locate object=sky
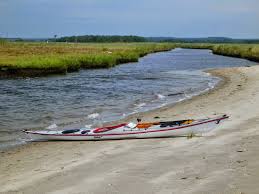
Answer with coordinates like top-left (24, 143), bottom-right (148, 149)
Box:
top-left (0, 0), bottom-right (259, 38)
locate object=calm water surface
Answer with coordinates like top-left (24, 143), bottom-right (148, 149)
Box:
top-left (0, 49), bottom-right (257, 149)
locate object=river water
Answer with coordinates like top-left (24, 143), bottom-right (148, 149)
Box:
top-left (0, 48), bottom-right (257, 149)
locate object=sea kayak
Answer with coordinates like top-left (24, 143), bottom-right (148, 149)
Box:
top-left (23, 114), bottom-right (229, 141)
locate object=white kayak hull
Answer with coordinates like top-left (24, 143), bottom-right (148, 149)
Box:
top-left (23, 115), bottom-right (228, 141)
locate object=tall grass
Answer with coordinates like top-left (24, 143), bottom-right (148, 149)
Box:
top-left (177, 43), bottom-right (259, 62)
top-left (1, 42), bottom-right (258, 77)
top-left (0, 38), bottom-right (8, 46)
top-left (212, 44), bottom-right (259, 62)
top-left (0, 42), bottom-right (176, 76)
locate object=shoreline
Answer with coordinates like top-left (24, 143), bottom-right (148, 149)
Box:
top-left (0, 68), bottom-right (221, 152)
top-left (115, 68), bottom-right (226, 125)
top-left (1, 64), bottom-right (259, 193)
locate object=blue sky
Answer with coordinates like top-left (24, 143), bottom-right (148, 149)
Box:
top-left (0, 0), bottom-right (258, 38)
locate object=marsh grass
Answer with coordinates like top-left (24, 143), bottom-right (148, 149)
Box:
top-left (1, 42), bottom-right (258, 77)
top-left (0, 42), bottom-right (176, 76)
top-left (177, 43), bottom-right (259, 62)
top-left (212, 44), bottom-right (259, 62)
top-left (0, 38), bottom-right (8, 46)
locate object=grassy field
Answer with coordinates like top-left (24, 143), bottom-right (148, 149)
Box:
top-left (177, 43), bottom-right (259, 62)
top-left (0, 42), bottom-right (176, 77)
top-left (0, 42), bottom-right (258, 77)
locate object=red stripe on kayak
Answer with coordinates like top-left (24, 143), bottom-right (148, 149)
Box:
top-left (25, 116), bottom-right (228, 137)
top-left (93, 123), bottom-right (127, 133)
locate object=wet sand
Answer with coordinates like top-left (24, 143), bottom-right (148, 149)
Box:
top-left (1, 65), bottom-right (259, 193)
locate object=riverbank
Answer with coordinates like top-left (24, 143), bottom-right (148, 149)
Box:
top-left (0, 42), bottom-right (175, 78)
top-left (1, 64), bottom-right (259, 193)
top-left (177, 43), bottom-right (259, 63)
top-left (1, 42), bottom-right (259, 78)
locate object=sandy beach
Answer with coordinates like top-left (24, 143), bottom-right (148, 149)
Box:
top-left (1, 65), bottom-right (259, 194)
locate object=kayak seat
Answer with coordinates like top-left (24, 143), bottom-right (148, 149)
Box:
top-left (93, 123), bottom-right (127, 133)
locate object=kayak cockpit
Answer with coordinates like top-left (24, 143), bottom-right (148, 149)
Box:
top-left (62, 129), bottom-right (80, 134)
top-left (159, 119), bottom-right (194, 127)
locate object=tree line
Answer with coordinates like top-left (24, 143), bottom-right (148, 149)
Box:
top-left (55, 35), bottom-right (147, 43)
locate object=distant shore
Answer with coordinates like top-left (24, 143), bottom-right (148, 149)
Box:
top-left (1, 64), bottom-right (259, 193)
